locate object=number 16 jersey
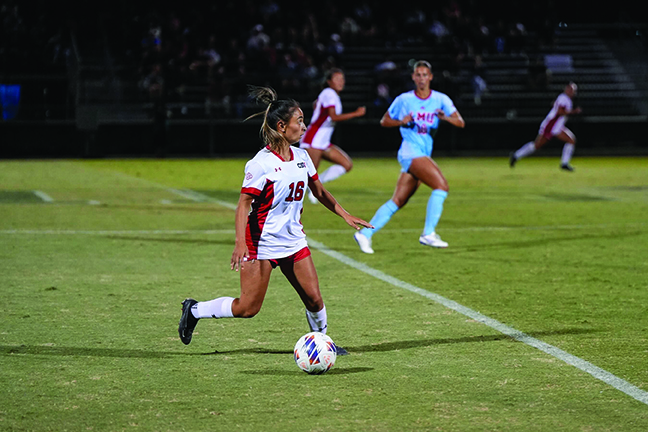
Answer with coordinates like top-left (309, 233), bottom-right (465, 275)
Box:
top-left (241, 145), bottom-right (319, 260)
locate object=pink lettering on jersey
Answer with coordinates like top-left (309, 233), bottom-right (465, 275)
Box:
top-left (245, 172), bottom-right (253, 180)
top-left (416, 112), bottom-right (438, 122)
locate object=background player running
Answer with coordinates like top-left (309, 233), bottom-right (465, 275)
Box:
top-left (300, 68), bottom-right (366, 204)
top-left (509, 82), bottom-right (582, 171)
top-left (353, 60), bottom-right (465, 254)
top-left (178, 86), bottom-right (372, 348)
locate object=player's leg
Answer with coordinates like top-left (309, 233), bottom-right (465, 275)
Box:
top-left (179, 259), bottom-right (273, 345)
top-left (319, 145), bottom-right (353, 184)
top-left (556, 128), bottom-right (576, 171)
top-left (278, 253), bottom-right (327, 333)
top-left (408, 156), bottom-right (449, 248)
top-left (510, 134), bottom-right (547, 167)
top-left (354, 172), bottom-right (419, 254)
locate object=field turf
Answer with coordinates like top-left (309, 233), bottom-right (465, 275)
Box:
top-left (1, 156), bottom-right (647, 431)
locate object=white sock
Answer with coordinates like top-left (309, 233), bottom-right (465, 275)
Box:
top-left (561, 143), bottom-right (575, 164)
top-left (319, 164), bottom-right (347, 184)
top-left (514, 142), bottom-right (536, 159)
top-left (305, 305), bottom-right (328, 334)
top-left (191, 297), bottom-right (234, 319)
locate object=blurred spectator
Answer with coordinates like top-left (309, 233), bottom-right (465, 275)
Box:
top-left (527, 56), bottom-right (551, 90)
top-left (470, 55), bottom-right (488, 105)
top-left (140, 63), bottom-right (165, 100)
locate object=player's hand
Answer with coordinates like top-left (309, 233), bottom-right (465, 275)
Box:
top-left (230, 244), bottom-right (250, 272)
top-left (571, 107), bottom-right (582, 115)
top-left (401, 113), bottom-right (414, 127)
top-left (343, 214), bottom-right (374, 230)
top-left (435, 109), bottom-right (448, 121)
top-left (355, 106), bottom-right (366, 117)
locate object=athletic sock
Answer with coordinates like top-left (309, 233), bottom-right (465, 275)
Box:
top-left (423, 189), bottom-right (448, 236)
top-left (305, 305), bottom-right (328, 334)
top-left (514, 141), bottom-right (536, 159)
top-left (360, 199), bottom-right (399, 239)
top-left (191, 297), bottom-right (234, 319)
top-left (561, 143), bottom-right (575, 164)
top-left (319, 164), bottom-right (347, 183)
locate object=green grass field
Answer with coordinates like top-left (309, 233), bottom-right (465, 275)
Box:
top-left (1, 156), bottom-right (647, 431)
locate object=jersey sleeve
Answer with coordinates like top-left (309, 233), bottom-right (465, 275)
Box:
top-left (387, 95), bottom-right (405, 121)
top-left (556, 94), bottom-right (571, 110)
top-left (319, 88), bottom-right (337, 109)
top-left (241, 160), bottom-right (266, 196)
top-left (440, 93), bottom-right (457, 116)
top-left (304, 151), bottom-right (319, 182)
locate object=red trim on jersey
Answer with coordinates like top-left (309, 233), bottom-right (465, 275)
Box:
top-left (414, 90), bottom-right (433, 101)
top-left (541, 105), bottom-right (565, 139)
top-left (302, 105), bottom-right (334, 144)
top-left (245, 179), bottom-right (274, 259)
top-left (268, 247), bottom-right (311, 269)
top-left (265, 145), bottom-right (293, 162)
top-left (241, 187), bottom-right (261, 196)
top-left (309, 173), bottom-right (319, 182)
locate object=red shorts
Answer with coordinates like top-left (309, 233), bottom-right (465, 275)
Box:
top-left (268, 247), bottom-right (311, 269)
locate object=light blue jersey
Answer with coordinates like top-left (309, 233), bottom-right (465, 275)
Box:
top-left (388, 90), bottom-right (457, 172)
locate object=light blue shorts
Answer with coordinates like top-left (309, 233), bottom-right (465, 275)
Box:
top-left (397, 151), bottom-right (429, 173)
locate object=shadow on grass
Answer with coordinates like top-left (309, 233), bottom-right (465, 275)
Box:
top-left (241, 367), bottom-right (374, 376)
top-left (0, 327), bottom-right (598, 359)
top-left (442, 230), bottom-right (644, 254)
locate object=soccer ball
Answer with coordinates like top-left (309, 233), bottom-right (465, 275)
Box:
top-left (293, 332), bottom-right (337, 375)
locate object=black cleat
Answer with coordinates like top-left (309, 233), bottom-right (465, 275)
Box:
top-left (509, 152), bottom-right (517, 168)
top-left (178, 298), bottom-right (199, 345)
top-left (336, 346), bottom-right (350, 356)
top-left (560, 163), bottom-right (575, 172)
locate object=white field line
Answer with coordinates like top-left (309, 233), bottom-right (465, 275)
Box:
top-left (154, 186), bottom-right (648, 406)
top-left (33, 190), bottom-right (54, 202)
top-left (305, 239), bottom-right (648, 406)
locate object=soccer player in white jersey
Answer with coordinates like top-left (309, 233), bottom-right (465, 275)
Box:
top-left (354, 60), bottom-right (465, 254)
top-left (300, 68), bottom-right (366, 203)
top-left (178, 86), bottom-right (372, 348)
top-left (509, 82), bottom-right (582, 171)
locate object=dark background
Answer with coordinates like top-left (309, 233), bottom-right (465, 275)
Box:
top-left (1, 0), bottom-right (647, 158)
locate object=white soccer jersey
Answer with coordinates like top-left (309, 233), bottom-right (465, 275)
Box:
top-left (539, 93), bottom-right (572, 138)
top-left (241, 145), bottom-right (319, 260)
top-left (300, 87), bottom-right (342, 149)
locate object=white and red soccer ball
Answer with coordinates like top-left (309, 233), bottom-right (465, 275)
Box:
top-left (294, 332), bottom-right (337, 375)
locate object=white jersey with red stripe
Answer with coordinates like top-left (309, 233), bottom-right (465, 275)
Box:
top-left (299, 87), bottom-right (342, 150)
top-left (241, 145), bottom-right (319, 260)
top-left (539, 93), bottom-right (572, 138)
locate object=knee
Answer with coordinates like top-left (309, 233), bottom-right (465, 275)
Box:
top-left (344, 160), bottom-right (353, 172)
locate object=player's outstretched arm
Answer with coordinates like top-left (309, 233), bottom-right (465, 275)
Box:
top-left (231, 193), bottom-right (253, 271)
top-left (327, 106), bottom-right (366, 122)
top-left (307, 178), bottom-right (373, 230)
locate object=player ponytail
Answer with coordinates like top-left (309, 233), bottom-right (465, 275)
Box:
top-left (246, 86), bottom-right (301, 151)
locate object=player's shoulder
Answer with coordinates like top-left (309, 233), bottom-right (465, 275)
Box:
top-left (291, 146), bottom-right (311, 161)
top-left (431, 90), bottom-right (453, 102)
top-left (320, 87), bottom-right (338, 98)
top-left (247, 147), bottom-right (273, 168)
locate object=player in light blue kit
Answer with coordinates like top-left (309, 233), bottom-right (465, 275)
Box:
top-left (354, 60), bottom-right (465, 253)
